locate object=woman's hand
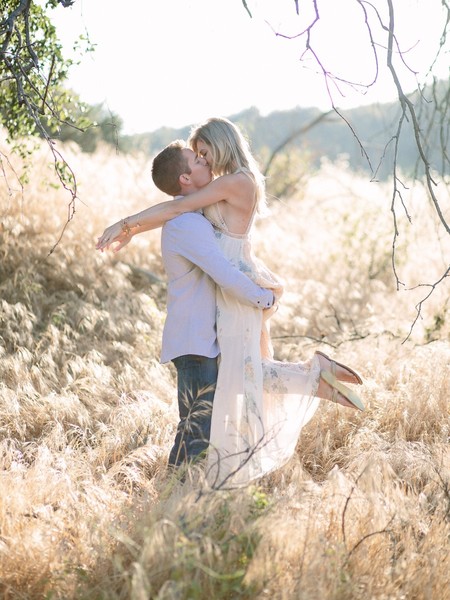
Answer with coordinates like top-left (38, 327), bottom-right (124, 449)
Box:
top-left (96, 221), bottom-right (131, 252)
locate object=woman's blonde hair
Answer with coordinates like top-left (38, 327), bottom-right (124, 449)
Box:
top-left (188, 117), bottom-right (267, 214)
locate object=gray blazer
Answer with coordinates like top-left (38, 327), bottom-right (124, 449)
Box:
top-left (160, 212), bottom-right (273, 363)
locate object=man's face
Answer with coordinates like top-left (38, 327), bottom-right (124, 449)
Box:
top-left (182, 148), bottom-right (212, 190)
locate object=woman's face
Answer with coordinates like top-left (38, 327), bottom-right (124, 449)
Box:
top-left (196, 139), bottom-right (213, 169)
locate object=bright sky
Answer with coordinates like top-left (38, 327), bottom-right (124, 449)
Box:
top-left (50, 0), bottom-right (449, 134)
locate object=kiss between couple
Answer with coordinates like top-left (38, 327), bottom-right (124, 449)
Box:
top-left (96, 117), bottom-right (364, 488)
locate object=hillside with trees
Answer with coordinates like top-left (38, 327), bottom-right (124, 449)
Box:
top-left (33, 79), bottom-right (446, 185)
top-left (119, 79), bottom-right (448, 182)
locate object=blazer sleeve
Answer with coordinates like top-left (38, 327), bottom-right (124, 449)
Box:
top-left (164, 214), bottom-right (274, 309)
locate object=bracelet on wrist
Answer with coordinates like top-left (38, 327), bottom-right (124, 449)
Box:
top-left (121, 217), bottom-right (140, 236)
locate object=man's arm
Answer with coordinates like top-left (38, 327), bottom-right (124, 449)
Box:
top-left (164, 214), bottom-right (274, 309)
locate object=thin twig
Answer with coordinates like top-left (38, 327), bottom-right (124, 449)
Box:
top-left (402, 266), bottom-right (450, 343)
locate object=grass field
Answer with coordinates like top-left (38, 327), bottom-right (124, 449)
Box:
top-left (0, 140), bottom-right (449, 599)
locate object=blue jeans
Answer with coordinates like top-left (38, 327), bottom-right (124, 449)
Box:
top-left (168, 355), bottom-right (218, 467)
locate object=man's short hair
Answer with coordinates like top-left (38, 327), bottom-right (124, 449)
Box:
top-left (151, 140), bottom-right (191, 196)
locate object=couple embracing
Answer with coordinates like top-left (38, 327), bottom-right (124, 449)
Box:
top-left (97, 117), bottom-right (364, 488)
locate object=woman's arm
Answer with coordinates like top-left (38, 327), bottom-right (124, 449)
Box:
top-left (165, 173), bottom-right (252, 213)
top-left (96, 199), bottom-right (191, 252)
top-left (96, 174), bottom-right (250, 252)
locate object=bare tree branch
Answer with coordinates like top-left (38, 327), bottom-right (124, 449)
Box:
top-left (257, 0), bottom-right (450, 335)
top-left (402, 266), bottom-right (450, 344)
top-left (385, 0), bottom-right (449, 237)
top-left (343, 514), bottom-right (396, 567)
top-left (263, 109), bottom-right (335, 177)
top-left (241, 0), bottom-right (252, 19)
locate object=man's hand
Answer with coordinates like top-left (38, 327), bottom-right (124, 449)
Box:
top-left (263, 303), bottom-right (278, 319)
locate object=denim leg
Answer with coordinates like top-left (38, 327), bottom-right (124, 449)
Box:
top-left (168, 355), bottom-right (218, 467)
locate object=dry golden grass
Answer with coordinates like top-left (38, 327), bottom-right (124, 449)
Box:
top-left (0, 140), bottom-right (449, 599)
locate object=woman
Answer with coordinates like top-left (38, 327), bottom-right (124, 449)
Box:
top-left (97, 117), bottom-right (364, 487)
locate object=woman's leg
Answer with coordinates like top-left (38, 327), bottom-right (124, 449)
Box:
top-left (262, 355), bottom-right (363, 410)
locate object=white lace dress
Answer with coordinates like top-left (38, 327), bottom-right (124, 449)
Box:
top-left (203, 204), bottom-right (321, 488)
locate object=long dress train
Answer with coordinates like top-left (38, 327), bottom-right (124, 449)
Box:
top-left (203, 204), bottom-right (321, 488)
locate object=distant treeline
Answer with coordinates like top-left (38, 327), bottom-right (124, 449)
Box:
top-left (53, 80), bottom-right (447, 180)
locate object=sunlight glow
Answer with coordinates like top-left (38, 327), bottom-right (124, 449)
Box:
top-left (50, 0), bottom-right (449, 133)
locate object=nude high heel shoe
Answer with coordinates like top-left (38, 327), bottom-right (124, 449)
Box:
top-left (320, 370), bottom-right (365, 412)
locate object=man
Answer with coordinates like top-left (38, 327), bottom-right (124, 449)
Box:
top-left (151, 141), bottom-right (274, 467)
